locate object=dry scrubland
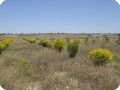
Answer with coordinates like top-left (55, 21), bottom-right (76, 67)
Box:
top-left (0, 34), bottom-right (120, 90)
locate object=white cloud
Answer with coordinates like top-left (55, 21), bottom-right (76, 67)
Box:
top-left (0, 0), bottom-right (5, 5)
top-left (115, 0), bottom-right (120, 5)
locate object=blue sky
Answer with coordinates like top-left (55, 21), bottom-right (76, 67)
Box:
top-left (0, 0), bottom-right (120, 33)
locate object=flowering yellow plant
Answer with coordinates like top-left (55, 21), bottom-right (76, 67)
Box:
top-left (89, 49), bottom-right (113, 65)
top-left (0, 38), bottom-right (14, 54)
top-left (23, 38), bottom-right (36, 43)
top-left (53, 38), bottom-right (65, 52)
top-left (0, 43), bottom-right (5, 54)
top-left (2, 38), bottom-right (14, 48)
top-left (39, 39), bottom-right (53, 48)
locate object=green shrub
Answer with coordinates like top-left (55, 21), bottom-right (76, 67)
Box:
top-left (39, 39), bottom-right (53, 48)
top-left (89, 49), bottom-right (113, 65)
top-left (53, 38), bottom-right (65, 52)
top-left (20, 59), bottom-right (30, 69)
top-left (67, 39), bottom-right (80, 58)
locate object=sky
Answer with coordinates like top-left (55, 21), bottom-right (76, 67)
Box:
top-left (0, 0), bottom-right (120, 33)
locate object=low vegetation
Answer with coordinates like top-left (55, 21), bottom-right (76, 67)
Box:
top-left (0, 34), bottom-right (120, 90)
top-left (0, 38), bottom-right (14, 54)
top-left (116, 34), bottom-right (120, 45)
top-left (39, 39), bottom-right (53, 48)
top-left (23, 38), bottom-right (36, 43)
top-left (89, 48), bottom-right (113, 65)
top-left (53, 38), bottom-right (65, 52)
top-left (67, 39), bottom-right (80, 58)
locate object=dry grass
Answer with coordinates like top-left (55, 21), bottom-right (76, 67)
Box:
top-left (0, 34), bottom-right (120, 90)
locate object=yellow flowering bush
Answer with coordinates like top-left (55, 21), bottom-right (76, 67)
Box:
top-left (0, 38), bottom-right (14, 54)
top-left (2, 38), bottom-right (14, 48)
top-left (89, 49), bottom-right (113, 65)
top-left (39, 39), bottom-right (53, 48)
top-left (67, 39), bottom-right (80, 58)
top-left (53, 38), bottom-right (65, 52)
top-left (23, 38), bottom-right (36, 43)
top-left (0, 43), bottom-right (5, 54)
top-left (3, 40), bottom-right (11, 47)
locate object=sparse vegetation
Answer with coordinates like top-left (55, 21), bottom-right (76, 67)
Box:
top-left (103, 35), bottom-right (110, 43)
top-left (0, 34), bottom-right (120, 90)
top-left (84, 36), bottom-right (89, 45)
top-left (116, 34), bottom-right (120, 45)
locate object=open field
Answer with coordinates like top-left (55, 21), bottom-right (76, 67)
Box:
top-left (0, 34), bottom-right (120, 90)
